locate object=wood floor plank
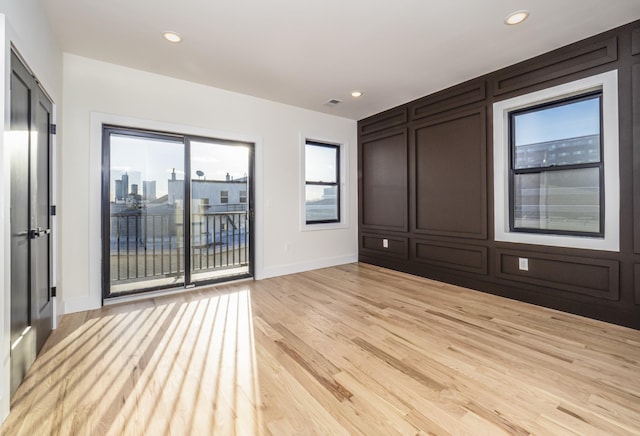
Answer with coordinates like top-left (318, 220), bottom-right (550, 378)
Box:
top-left (2, 262), bottom-right (640, 435)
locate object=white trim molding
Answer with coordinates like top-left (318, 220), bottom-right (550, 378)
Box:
top-left (492, 70), bottom-right (620, 252)
top-left (299, 133), bottom-right (349, 232)
top-left (85, 112), bottom-right (264, 313)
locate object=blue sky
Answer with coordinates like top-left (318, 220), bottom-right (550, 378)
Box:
top-left (305, 144), bottom-right (337, 182)
top-left (514, 96), bottom-right (600, 146)
top-left (110, 135), bottom-right (249, 199)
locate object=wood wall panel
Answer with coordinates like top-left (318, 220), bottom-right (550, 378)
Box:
top-left (360, 129), bottom-right (408, 231)
top-left (413, 239), bottom-right (487, 275)
top-left (361, 234), bottom-right (409, 260)
top-left (635, 264), bottom-right (640, 305)
top-left (496, 250), bottom-right (619, 300)
top-left (410, 79), bottom-right (486, 121)
top-left (359, 107), bottom-right (408, 137)
top-left (413, 108), bottom-right (487, 239)
top-left (632, 28), bottom-right (640, 55)
top-left (634, 64), bottom-right (640, 254)
top-left (493, 36), bottom-right (618, 95)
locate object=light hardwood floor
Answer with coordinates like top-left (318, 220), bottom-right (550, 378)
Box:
top-left (2, 263), bottom-right (640, 435)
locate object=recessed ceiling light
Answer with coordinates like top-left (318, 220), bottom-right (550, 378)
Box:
top-left (504, 10), bottom-right (529, 25)
top-left (162, 31), bottom-right (182, 43)
top-left (351, 91), bottom-right (363, 98)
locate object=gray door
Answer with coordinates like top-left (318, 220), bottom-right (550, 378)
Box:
top-left (10, 52), bottom-right (53, 396)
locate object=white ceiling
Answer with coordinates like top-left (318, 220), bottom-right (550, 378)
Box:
top-left (41, 0), bottom-right (640, 120)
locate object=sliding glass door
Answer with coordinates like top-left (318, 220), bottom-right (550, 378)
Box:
top-left (190, 140), bottom-right (250, 283)
top-left (102, 127), bottom-right (253, 297)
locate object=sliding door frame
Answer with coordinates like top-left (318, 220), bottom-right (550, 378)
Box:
top-left (101, 125), bottom-right (254, 300)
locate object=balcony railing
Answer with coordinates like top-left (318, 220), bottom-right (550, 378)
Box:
top-left (110, 210), bottom-right (249, 284)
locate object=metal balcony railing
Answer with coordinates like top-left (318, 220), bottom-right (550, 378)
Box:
top-left (110, 210), bottom-right (249, 284)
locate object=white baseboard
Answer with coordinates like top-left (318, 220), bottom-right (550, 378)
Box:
top-left (62, 295), bottom-right (101, 315)
top-left (257, 254), bottom-right (357, 280)
top-left (61, 255), bottom-right (358, 313)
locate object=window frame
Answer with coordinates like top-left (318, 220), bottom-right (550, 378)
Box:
top-left (100, 124), bottom-right (256, 298)
top-left (507, 90), bottom-right (605, 238)
top-left (300, 136), bottom-right (348, 231)
top-left (492, 70), bottom-right (619, 252)
top-left (304, 141), bottom-right (340, 225)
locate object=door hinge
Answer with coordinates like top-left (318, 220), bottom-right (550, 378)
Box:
top-left (51, 205), bottom-right (57, 216)
top-left (51, 286), bottom-right (57, 297)
top-left (50, 124), bottom-right (57, 135)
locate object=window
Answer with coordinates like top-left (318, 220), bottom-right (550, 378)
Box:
top-left (239, 190), bottom-right (247, 203)
top-left (493, 70), bottom-right (619, 251)
top-left (220, 190), bottom-right (229, 204)
top-left (304, 141), bottom-right (340, 224)
top-left (509, 92), bottom-right (603, 236)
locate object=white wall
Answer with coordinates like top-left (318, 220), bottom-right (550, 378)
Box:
top-left (0, 1), bottom-right (62, 100)
top-left (0, 0), bottom-right (63, 422)
top-left (61, 53), bottom-right (358, 313)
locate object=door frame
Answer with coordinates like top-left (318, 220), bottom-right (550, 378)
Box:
top-left (87, 113), bottom-right (263, 310)
top-left (101, 125), bottom-right (256, 299)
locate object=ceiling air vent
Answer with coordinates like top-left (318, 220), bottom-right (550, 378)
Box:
top-left (324, 99), bottom-right (342, 107)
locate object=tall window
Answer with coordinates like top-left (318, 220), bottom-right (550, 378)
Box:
top-left (304, 141), bottom-right (340, 224)
top-left (220, 190), bottom-right (229, 204)
top-left (509, 91), bottom-right (603, 236)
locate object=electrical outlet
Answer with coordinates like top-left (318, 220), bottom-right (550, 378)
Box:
top-left (518, 257), bottom-right (529, 271)
top-left (382, 239), bottom-right (389, 248)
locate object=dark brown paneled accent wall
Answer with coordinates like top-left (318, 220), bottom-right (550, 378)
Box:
top-left (632, 28), bottom-right (640, 55)
top-left (495, 250), bottom-right (619, 301)
top-left (413, 108), bottom-right (486, 239)
top-left (492, 37), bottom-right (618, 95)
top-left (414, 239), bottom-right (487, 275)
top-left (359, 107), bottom-right (408, 136)
top-left (634, 64), bottom-right (640, 255)
top-left (411, 79), bottom-right (486, 120)
top-left (361, 234), bottom-right (408, 260)
top-left (358, 20), bottom-right (640, 329)
top-left (359, 128), bottom-right (408, 231)
top-left (635, 265), bottom-right (640, 304)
